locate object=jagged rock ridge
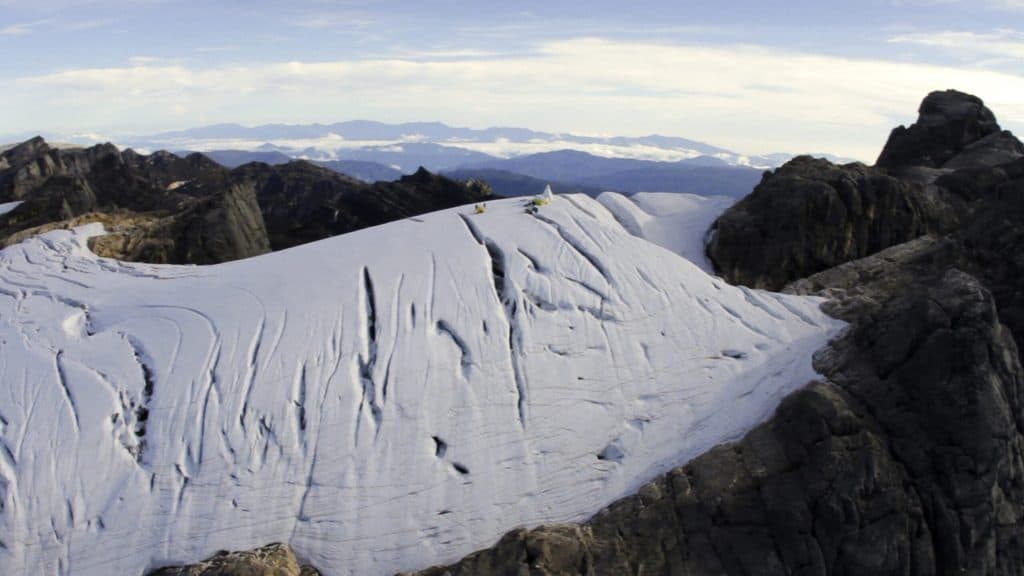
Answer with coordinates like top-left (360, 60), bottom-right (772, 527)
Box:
top-left (0, 139), bottom-right (493, 264)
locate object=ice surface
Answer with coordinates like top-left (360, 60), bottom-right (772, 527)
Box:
top-left (0, 194), bottom-right (843, 575)
top-left (596, 192), bottom-right (735, 273)
top-left (0, 201), bottom-right (23, 216)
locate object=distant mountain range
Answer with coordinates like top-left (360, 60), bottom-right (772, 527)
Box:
top-left (191, 147), bottom-right (761, 198)
top-left (116, 120), bottom-right (854, 168)
top-left (6, 121), bottom-right (856, 198)
top-left (140, 120), bottom-right (734, 157)
top-left (193, 149), bottom-right (404, 183)
top-left (441, 168), bottom-right (604, 198)
top-left (445, 151), bottom-right (763, 198)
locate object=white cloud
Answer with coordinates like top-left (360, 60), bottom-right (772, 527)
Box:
top-left (888, 29), bottom-right (1024, 61)
top-left (9, 37), bottom-right (1024, 160)
top-left (291, 9), bottom-right (374, 30)
top-left (0, 19), bottom-right (50, 36)
top-left (64, 18), bottom-right (111, 31)
top-left (895, 0), bottom-right (1024, 8)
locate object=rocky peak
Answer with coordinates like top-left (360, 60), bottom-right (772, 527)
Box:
top-left (407, 166), bottom-right (434, 181)
top-left (877, 89), bottom-right (1021, 171)
top-left (4, 135), bottom-right (50, 163)
top-left (0, 137), bottom-right (61, 200)
top-left (708, 90), bottom-right (1024, 292)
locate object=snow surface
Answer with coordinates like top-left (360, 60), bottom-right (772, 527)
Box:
top-left (0, 201), bottom-right (23, 216)
top-left (0, 194), bottom-right (843, 575)
top-left (596, 192), bottom-right (735, 273)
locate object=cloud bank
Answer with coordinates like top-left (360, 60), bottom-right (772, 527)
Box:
top-left (7, 37), bottom-right (1024, 160)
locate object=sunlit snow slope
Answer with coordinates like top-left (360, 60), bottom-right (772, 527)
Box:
top-left (0, 194), bottom-right (843, 575)
top-left (597, 192), bottom-right (735, 273)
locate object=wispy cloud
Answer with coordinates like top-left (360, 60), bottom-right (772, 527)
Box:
top-left (0, 19), bottom-right (50, 36)
top-left (291, 9), bottom-right (374, 31)
top-left (194, 45), bottom-right (240, 54)
top-left (888, 28), bottom-right (1024, 62)
top-left (892, 0), bottom-right (1024, 9)
top-left (10, 38), bottom-right (1024, 160)
top-left (64, 18), bottom-right (111, 31)
top-left (994, 0), bottom-right (1024, 9)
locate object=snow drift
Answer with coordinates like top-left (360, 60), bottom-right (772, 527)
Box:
top-left (0, 193), bottom-right (842, 575)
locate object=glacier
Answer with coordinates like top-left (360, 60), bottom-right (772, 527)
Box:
top-left (0, 193), bottom-right (843, 575)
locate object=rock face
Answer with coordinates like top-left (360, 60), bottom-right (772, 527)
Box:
top-left (0, 139), bottom-right (493, 264)
top-left (148, 543), bottom-right (321, 576)
top-left (954, 159), bottom-right (1024, 350)
top-left (237, 162), bottom-right (494, 250)
top-left (876, 90), bottom-right (1021, 171)
top-left (0, 145), bottom-right (271, 265)
top-left (706, 156), bottom-right (957, 290)
top-left (0, 137), bottom-right (98, 200)
top-left (707, 90), bottom-right (1023, 292)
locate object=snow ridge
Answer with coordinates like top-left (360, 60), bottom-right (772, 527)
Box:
top-left (0, 195), bottom-right (843, 575)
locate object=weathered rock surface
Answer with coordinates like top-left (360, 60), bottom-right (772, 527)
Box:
top-left (0, 137), bottom-right (103, 200)
top-left (237, 162), bottom-right (494, 250)
top-left (876, 89), bottom-right (1020, 171)
top-left (953, 159), bottom-right (1024, 350)
top-left (0, 140), bottom-right (269, 264)
top-left (147, 543), bottom-right (321, 576)
top-left (706, 156), bottom-right (958, 290)
top-left (707, 90), bottom-right (1023, 292)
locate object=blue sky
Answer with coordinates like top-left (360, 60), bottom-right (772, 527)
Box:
top-left (2, 0), bottom-right (1023, 160)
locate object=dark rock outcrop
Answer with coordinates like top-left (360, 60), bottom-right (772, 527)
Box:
top-left (954, 159), bottom-right (1024, 350)
top-left (236, 162), bottom-right (493, 250)
top-left (707, 90), bottom-right (1023, 292)
top-left (147, 543), bottom-right (321, 576)
top-left (0, 139), bottom-right (493, 264)
top-left (162, 182), bottom-right (271, 264)
top-left (876, 89), bottom-right (1019, 171)
top-left (0, 144), bottom-right (271, 265)
top-left (0, 138), bottom-right (114, 201)
top-left (706, 156), bottom-right (958, 290)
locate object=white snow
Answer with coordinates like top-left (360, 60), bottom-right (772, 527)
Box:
top-left (540, 184), bottom-right (554, 201)
top-left (596, 192), bottom-right (735, 273)
top-left (0, 201), bottom-right (22, 216)
top-left (0, 194), bottom-right (843, 575)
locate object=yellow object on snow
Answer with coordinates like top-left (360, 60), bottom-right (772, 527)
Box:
top-left (531, 185), bottom-right (554, 206)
